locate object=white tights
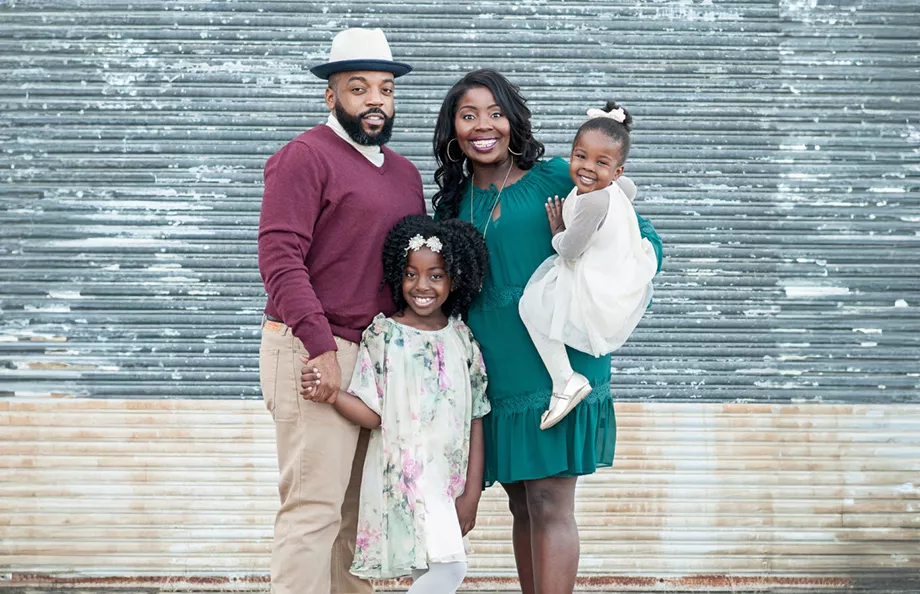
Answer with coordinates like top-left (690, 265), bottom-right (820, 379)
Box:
top-left (408, 561), bottom-right (467, 594)
top-left (524, 320), bottom-right (575, 393)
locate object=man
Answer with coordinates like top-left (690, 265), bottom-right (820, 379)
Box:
top-left (257, 28), bottom-right (424, 594)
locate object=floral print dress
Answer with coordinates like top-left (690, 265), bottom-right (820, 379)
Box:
top-left (349, 314), bottom-right (490, 579)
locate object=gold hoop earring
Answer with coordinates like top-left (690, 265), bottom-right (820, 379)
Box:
top-left (447, 138), bottom-right (464, 163)
top-left (508, 146), bottom-right (523, 156)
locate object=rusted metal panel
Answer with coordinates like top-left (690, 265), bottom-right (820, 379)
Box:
top-left (1, 399), bottom-right (918, 585)
top-left (1, 0), bottom-right (918, 402)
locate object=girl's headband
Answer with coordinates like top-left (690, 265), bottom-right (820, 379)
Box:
top-left (586, 106), bottom-right (626, 123)
top-left (406, 234), bottom-right (442, 254)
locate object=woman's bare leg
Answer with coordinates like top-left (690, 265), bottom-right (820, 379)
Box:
top-left (525, 476), bottom-right (579, 594)
top-left (502, 481), bottom-right (535, 594)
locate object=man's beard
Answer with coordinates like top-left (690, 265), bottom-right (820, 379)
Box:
top-left (334, 101), bottom-right (395, 147)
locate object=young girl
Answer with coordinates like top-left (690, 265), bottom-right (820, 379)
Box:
top-left (518, 101), bottom-right (659, 430)
top-left (303, 215), bottom-right (490, 594)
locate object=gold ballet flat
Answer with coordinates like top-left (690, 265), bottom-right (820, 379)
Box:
top-left (540, 372), bottom-right (592, 430)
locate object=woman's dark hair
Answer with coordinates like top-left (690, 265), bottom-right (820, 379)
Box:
top-left (382, 215), bottom-right (489, 319)
top-left (575, 100), bottom-right (633, 165)
top-left (432, 69), bottom-right (545, 220)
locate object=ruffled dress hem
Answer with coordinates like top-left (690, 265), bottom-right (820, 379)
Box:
top-left (482, 381), bottom-right (616, 487)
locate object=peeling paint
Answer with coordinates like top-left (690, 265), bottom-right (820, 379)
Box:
top-left (781, 284), bottom-right (851, 298)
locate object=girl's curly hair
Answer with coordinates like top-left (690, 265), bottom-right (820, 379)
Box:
top-left (382, 214), bottom-right (489, 319)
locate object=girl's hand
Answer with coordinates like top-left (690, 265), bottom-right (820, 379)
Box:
top-left (546, 195), bottom-right (565, 236)
top-left (302, 351), bottom-right (341, 403)
top-left (300, 366), bottom-right (324, 401)
top-left (455, 490), bottom-right (480, 536)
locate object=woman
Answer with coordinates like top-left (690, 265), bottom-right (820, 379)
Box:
top-left (432, 69), bottom-right (663, 594)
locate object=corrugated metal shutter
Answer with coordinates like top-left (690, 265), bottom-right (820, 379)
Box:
top-left (2, 0), bottom-right (918, 587)
top-left (5, 399), bottom-right (919, 587)
top-left (3, 1), bottom-right (918, 400)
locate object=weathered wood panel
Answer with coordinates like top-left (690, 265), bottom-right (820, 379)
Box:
top-left (1, 0), bottom-right (918, 402)
top-left (1, 399), bottom-right (918, 586)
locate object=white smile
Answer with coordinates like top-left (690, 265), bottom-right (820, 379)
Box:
top-left (578, 174), bottom-right (596, 185)
top-left (471, 138), bottom-right (498, 151)
top-left (412, 296), bottom-right (435, 306)
top-left (364, 115), bottom-right (385, 124)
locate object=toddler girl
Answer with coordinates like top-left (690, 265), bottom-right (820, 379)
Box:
top-left (304, 215), bottom-right (490, 594)
top-left (518, 102), bottom-right (659, 430)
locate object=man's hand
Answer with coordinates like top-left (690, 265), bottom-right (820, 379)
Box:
top-left (455, 490), bottom-right (481, 536)
top-left (301, 351), bottom-right (340, 403)
top-left (546, 195), bottom-right (565, 236)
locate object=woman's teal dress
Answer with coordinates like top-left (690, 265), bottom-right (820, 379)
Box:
top-left (453, 157), bottom-right (663, 486)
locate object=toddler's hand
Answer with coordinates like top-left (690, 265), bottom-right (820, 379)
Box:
top-left (545, 195), bottom-right (565, 235)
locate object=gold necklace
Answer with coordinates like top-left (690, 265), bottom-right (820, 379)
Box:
top-left (470, 156), bottom-right (514, 238)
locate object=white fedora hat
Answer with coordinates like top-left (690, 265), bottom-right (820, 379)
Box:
top-left (310, 28), bottom-right (412, 79)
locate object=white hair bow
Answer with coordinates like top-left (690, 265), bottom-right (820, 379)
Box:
top-left (586, 107), bottom-right (626, 123)
top-left (406, 234), bottom-right (443, 254)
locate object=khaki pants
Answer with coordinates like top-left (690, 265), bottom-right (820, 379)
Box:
top-left (259, 319), bottom-right (373, 594)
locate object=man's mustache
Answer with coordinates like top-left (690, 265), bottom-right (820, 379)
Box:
top-left (359, 108), bottom-right (390, 119)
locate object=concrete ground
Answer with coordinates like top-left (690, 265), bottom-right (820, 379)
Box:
top-left (3, 572), bottom-right (920, 594)
top-left (4, 586), bottom-right (920, 594)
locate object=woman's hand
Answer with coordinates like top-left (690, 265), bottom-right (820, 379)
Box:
top-left (455, 490), bottom-right (481, 536)
top-left (546, 195), bottom-right (566, 236)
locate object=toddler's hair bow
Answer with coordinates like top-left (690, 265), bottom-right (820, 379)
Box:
top-left (586, 107), bottom-right (626, 123)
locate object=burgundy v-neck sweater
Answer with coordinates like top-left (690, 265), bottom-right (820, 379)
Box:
top-left (258, 124), bottom-right (425, 356)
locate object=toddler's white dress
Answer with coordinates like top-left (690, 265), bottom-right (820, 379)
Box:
top-left (518, 182), bottom-right (658, 357)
